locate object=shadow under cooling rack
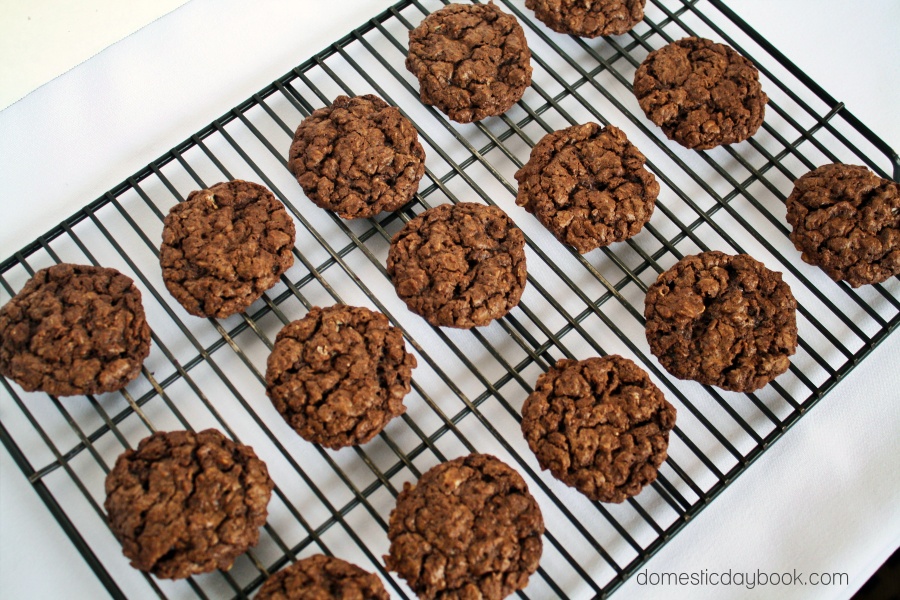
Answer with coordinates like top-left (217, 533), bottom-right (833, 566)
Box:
top-left (1, 0), bottom-right (899, 598)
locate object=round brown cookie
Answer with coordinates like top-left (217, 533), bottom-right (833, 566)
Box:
top-left (633, 36), bottom-right (767, 150)
top-left (265, 305), bottom-right (416, 450)
top-left (406, 2), bottom-right (533, 123)
top-left (785, 163), bottom-right (900, 287)
top-left (160, 179), bottom-right (295, 318)
top-left (0, 263), bottom-right (151, 396)
top-left (525, 0), bottom-right (646, 37)
top-left (521, 355), bottom-right (675, 503)
top-left (644, 251), bottom-right (798, 393)
top-left (387, 202), bottom-right (527, 328)
top-left (514, 122), bottom-right (659, 253)
top-left (257, 554), bottom-right (388, 600)
top-left (104, 429), bottom-right (273, 579)
top-left (288, 95), bottom-right (426, 220)
top-left (385, 453), bottom-right (544, 600)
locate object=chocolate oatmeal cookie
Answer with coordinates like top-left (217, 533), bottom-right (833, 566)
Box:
top-left (526, 0), bottom-right (646, 37)
top-left (257, 554), bottom-right (388, 600)
top-left (160, 180), bottom-right (295, 318)
top-left (644, 251), bottom-right (798, 393)
top-left (0, 263), bottom-right (151, 396)
top-left (514, 122), bottom-right (659, 253)
top-left (406, 2), bottom-right (532, 123)
top-left (387, 202), bottom-right (527, 328)
top-left (385, 454), bottom-right (544, 600)
top-left (633, 37), bottom-right (767, 150)
top-left (288, 95), bottom-right (426, 219)
top-left (265, 305), bottom-right (416, 449)
top-left (104, 429), bottom-right (273, 579)
top-left (785, 163), bottom-right (900, 287)
top-left (521, 355), bottom-right (675, 503)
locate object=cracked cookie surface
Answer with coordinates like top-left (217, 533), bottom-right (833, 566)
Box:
top-left (387, 202), bottom-right (527, 328)
top-left (633, 36), bottom-right (767, 150)
top-left (526, 0), bottom-right (646, 37)
top-left (521, 355), bottom-right (675, 503)
top-left (0, 263), bottom-right (151, 396)
top-left (786, 163), bottom-right (900, 287)
top-left (256, 554), bottom-right (388, 600)
top-left (160, 179), bottom-right (295, 318)
top-left (514, 123), bottom-right (659, 253)
top-left (644, 251), bottom-right (798, 393)
top-left (288, 94), bottom-right (425, 219)
top-left (104, 429), bottom-right (273, 579)
top-left (385, 453), bottom-right (544, 600)
top-left (406, 2), bottom-right (532, 123)
top-left (265, 305), bottom-right (416, 449)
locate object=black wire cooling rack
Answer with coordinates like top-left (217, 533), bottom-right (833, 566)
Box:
top-left (2, 0), bottom-right (898, 598)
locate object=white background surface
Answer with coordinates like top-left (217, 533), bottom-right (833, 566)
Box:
top-left (0, 0), bottom-right (190, 111)
top-left (1, 1), bottom-right (898, 598)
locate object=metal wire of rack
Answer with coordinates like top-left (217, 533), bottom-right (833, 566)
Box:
top-left (1, 0), bottom-right (898, 598)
